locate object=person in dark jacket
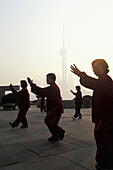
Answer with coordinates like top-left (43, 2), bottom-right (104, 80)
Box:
top-left (9, 80), bottom-right (30, 128)
top-left (27, 73), bottom-right (65, 142)
top-left (70, 85), bottom-right (82, 119)
top-left (70, 59), bottom-right (113, 170)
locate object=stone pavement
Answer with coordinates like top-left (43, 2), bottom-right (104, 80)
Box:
top-left (0, 106), bottom-right (96, 170)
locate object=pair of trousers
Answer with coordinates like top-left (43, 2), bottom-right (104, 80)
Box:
top-left (13, 108), bottom-right (29, 127)
top-left (74, 104), bottom-right (82, 118)
top-left (94, 120), bottom-right (113, 168)
top-left (44, 111), bottom-right (63, 137)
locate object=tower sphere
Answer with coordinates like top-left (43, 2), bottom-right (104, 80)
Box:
top-left (60, 48), bottom-right (67, 56)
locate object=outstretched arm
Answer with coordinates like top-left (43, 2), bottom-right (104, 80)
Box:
top-left (70, 63), bottom-right (102, 90)
top-left (70, 64), bottom-right (81, 77)
top-left (10, 84), bottom-right (21, 96)
top-left (70, 90), bottom-right (76, 95)
top-left (70, 90), bottom-right (73, 93)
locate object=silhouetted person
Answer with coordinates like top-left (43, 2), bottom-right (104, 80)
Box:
top-left (36, 95), bottom-right (46, 112)
top-left (9, 80), bottom-right (30, 128)
top-left (70, 59), bottom-right (113, 170)
top-left (27, 73), bottom-right (65, 141)
top-left (40, 97), bottom-right (46, 112)
top-left (70, 86), bottom-right (82, 119)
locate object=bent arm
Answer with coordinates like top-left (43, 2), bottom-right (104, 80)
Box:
top-left (79, 72), bottom-right (99, 90)
top-left (31, 83), bottom-right (49, 97)
top-left (31, 83), bottom-right (43, 96)
top-left (10, 85), bottom-right (22, 97)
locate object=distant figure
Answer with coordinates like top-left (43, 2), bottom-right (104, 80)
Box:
top-left (36, 95), bottom-right (46, 112)
top-left (70, 59), bottom-right (113, 170)
top-left (27, 73), bottom-right (65, 142)
top-left (40, 97), bottom-right (46, 112)
top-left (70, 86), bottom-right (82, 120)
top-left (9, 80), bottom-right (30, 128)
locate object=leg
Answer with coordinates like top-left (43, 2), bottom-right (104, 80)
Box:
top-left (74, 104), bottom-right (82, 118)
top-left (77, 104), bottom-right (82, 118)
top-left (12, 108), bottom-right (28, 127)
top-left (44, 111), bottom-right (65, 140)
top-left (94, 120), bottom-right (113, 169)
top-left (73, 104), bottom-right (78, 118)
top-left (21, 116), bottom-right (28, 127)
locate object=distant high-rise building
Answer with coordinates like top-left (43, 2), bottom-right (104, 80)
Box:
top-left (60, 34), bottom-right (68, 99)
top-left (60, 33), bottom-right (67, 82)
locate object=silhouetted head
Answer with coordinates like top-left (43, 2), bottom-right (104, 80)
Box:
top-left (76, 86), bottom-right (81, 91)
top-left (92, 59), bottom-right (109, 77)
top-left (46, 73), bottom-right (56, 84)
top-left (20, 80), bottom-right (27, 88)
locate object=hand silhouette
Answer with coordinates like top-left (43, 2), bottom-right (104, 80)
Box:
top-left (27, 77), bottom-right (33, 85)
top-left (70, 64), bottom-right (81, 76)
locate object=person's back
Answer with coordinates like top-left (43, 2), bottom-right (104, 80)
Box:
top-left (11, 82), bottom-right (30, 109)
top-left (75, 91), bottom-right (82, 104)
top-left (43, 82), bottom-right (63, 114)
top-left (19, 88), bottom-right (30, 109)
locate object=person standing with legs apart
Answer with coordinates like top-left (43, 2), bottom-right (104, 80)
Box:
top-left (70, 59), bottom-right (113, 170)
top-left (27, 73), bottom-right (65, 142)
top-left (70, 85), bottom-right (82, 120)
top-left (9, 80), bottom-right (30, 128)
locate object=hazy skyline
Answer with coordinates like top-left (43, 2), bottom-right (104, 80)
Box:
top-left (0, 0), bottom-right (113, 100)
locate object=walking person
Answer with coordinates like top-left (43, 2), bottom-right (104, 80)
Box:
top-left (9, 80), bottom-right (30, 128)
top-left (70, 85), bottom-right (82, 120)
top-left (70, 59), bottom-right (113, 170)
top-left (27, 73), bottom-right (65, 142)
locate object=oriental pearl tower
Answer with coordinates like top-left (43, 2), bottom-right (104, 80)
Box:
top-left (60, 34), bottom-right (68, 99)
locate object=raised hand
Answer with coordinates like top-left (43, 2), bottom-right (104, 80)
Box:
top-left (27, 77), bottom-right (33, 85)
top-left (70, 64), bottom-right (81, 76)
top-left (10, 84), bottom-right (13, 88)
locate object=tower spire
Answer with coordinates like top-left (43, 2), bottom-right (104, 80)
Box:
top-left (60, 30), bottom-right (67, 82)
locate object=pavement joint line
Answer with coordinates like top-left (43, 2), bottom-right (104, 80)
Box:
top-left (27, 148), bottom-right (41, 157)
top-left (25, 146), bottom-right (76, 159)
top-left (1, 162), bottom-right (19, 168)
top-left (59, 155), bottom-right (90, 170)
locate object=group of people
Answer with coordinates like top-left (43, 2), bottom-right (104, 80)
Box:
top-left (9, 73), bottom-right (65, 142)
top-left (8, 58), bottom-right (113, 170)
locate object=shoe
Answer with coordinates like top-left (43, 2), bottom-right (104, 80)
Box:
top-left (9, 122), bottom-right (15, 129)
top-left (71, 116), bottom-right (75, 120)
top-left (48, 136), bottom-right (59, 141)
top-left (95, 164), bottom-right (110, 170)
top-left (78, 117), bottom-right (82, 119)
top-left (59, 130), bottom-right (65, 140)
top-left (20, 125), bottom-right (28, 128)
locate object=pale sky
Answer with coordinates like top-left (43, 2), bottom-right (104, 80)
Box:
top-left (0, 0), bottom-right (113, 100)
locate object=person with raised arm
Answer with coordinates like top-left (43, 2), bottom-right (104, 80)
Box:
top-left (70, 59), bottom-right (113, 170)
top-left (27, 73), bottom-right (65, 142)
top-left (70, 85), bottom-right (82, 119)
top-left (9, 80), bottom-right (30, 128)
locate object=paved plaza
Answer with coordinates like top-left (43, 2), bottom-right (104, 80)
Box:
top-left (0, 106), bottom-right (96, 170)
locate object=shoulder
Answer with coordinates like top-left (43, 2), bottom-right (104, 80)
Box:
top-left (100, 75), bottom-right (112, 82)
